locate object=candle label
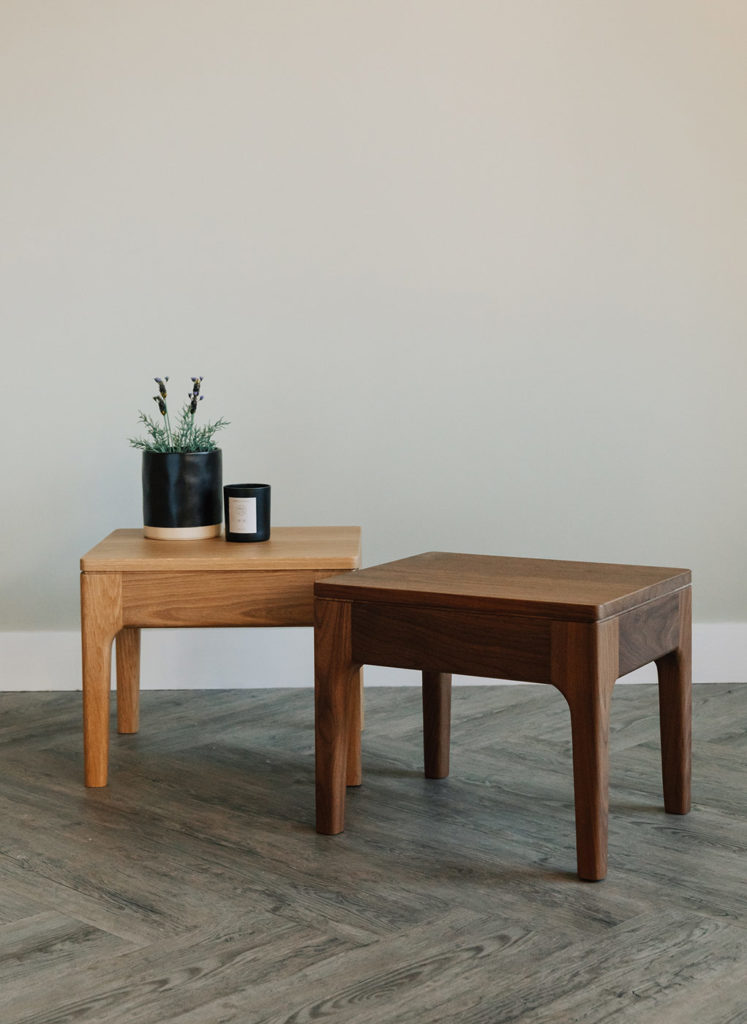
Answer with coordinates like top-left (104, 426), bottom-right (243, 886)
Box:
top-left (229, 496), bottom-right (257, 534)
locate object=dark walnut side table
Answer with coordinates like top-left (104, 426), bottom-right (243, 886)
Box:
top-left (313, 552), bottom-right (691, 881)
top-left (80, 526), bottom-right (361, 788)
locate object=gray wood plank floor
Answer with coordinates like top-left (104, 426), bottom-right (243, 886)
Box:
top-left (0, 684), bottom-right (744, 1023)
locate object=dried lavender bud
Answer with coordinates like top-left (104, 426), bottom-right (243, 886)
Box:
top-left (153, 395), bottom-right (167, 416)
top-left (154, 377), bottom-right (169, 398)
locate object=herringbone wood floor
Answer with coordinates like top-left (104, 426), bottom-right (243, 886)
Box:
top-left (0, 684), bottom-right (744, 1023)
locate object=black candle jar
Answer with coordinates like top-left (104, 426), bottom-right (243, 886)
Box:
top-left (224, 483), bottom-right (271, 542)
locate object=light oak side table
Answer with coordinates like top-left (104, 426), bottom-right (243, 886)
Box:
top-left (80, 526), bottom-right (361, 788)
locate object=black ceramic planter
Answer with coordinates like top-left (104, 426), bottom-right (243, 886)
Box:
top-left (142, 450), bottom-right (223, 540)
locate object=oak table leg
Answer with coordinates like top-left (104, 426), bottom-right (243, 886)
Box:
top-left (81, 573), bottom-right (123, 787)
top-left (422, 671), bottom-right (452, 779)
top-left (553, 620), bottom-right (619, 881)
top-left (656, 588), bottom-right (692, 814)
top-left (116, 627), bottom-right (141, 735)
top-left (315, 599), bottom-right (360, 834)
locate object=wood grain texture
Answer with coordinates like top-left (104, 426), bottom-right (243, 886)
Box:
top-left (350, 602), bottom-right (551, 682)
top-left (121, 569), bottom-right (334, 627)
top-left (656, 586), bottom-right (692, 814)
top-left (81, 526), bottom-right (361, 573)
top-left (315, 599), bottom-right (361, 833)
top-left (0, 685), bottom-right (742, 1024)
top-left (618, 592), bottom-right (683, 676)
top-left (0, 911), bottom-right (138, 989)
top-left (81, 572), bottom-right (123, 787)
top-left (317, 551), bottom-right (690, 621)
top-left (116, 628), bottom-right (140, 734)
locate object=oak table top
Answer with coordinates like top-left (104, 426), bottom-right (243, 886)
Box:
top-left (81, 526), bottom-right (362, 574)
top-left (315, 551), bottom-right (691, 622)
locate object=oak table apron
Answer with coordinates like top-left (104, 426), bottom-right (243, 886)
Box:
top-left (80, 527), bottom-right (361, 788)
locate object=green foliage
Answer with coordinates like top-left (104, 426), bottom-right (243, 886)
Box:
top-left (129, 377), bottom-right (228, 453)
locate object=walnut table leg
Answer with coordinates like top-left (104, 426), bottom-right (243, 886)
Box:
top-left (553, 620), bottom-right (619, 881)
top-left (656, 588), bottom-right (692, 814)
top-left (315, 599), bottom-right (360, 834)
top-left (422, 671), bottom-right (452, 779)
top-left (346, 666), bottom-right (363, 787)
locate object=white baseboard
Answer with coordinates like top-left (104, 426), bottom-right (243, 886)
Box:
top-left (0, 625), bottom-right (745, 691)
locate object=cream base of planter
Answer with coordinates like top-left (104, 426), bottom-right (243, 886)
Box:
top-left (143, 523), bottom-right (222, 540)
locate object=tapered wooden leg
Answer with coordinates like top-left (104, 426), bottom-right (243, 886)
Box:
top-left (553, 619), bottom-right (619, 881)
top-left (81, 573), bottom-right (123, 787)
top-left (315, 598), bottom-right (360, 834)
top-left (422, 671), bottom-right (451, 778)
top-left (656, 588), bottom-right (692, 814)
top-left (566, 682), bottom-right (613, 881)
top-left (116, 627), bottom-right (141, 734)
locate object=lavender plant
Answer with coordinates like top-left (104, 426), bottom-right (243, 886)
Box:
top-left (129, 376), bottom-right (229, 453)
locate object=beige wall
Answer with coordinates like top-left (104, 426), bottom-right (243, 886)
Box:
top-left (2, 0), bottom-right (746, 633)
